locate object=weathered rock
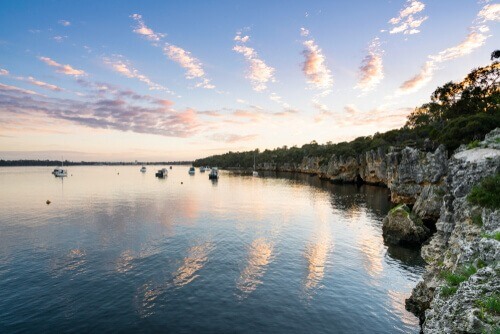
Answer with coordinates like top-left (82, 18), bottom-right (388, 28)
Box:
top-left (382, 204), bottom-right (431, 245)
top-left (326, 155), bottom-right (359, 183)
top-left (387, 145), bottom-right (448, 204)
top-left (405, 128), bottom-right (500, 333)
top-left (413, 184), bottom-right (446, 221)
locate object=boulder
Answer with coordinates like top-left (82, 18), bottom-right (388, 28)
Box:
top-left (382, 204), bottom-right (431, 245)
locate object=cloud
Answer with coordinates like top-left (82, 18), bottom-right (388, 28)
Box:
top-left (477, 3), bottom-right (500, 22)
top-left (0, 82), bottom-right (41, 96)
top-left (164, 45), bottom-right (214, 89)
top-left (130, 14), bottom-right (213, 89)
top-left (0, 82), bottom-right (203, 138)
top-left (103, 56), bottom-right (175, 94)
top-left (52, 35), bottom-right (67, 42)
top-left (58, 20), bottom-right (71, 27)
top-left (208, 133), bottom-right (257, 143)
top-left (130, 14), bottom-right (165, 42)
top-left (344, 104), bottom-right (359, 115)
top-left (397, 3), bottom-right (494, 95)
top-left (269, 93), bottom-right (290, 109)
top-left (24, 76), bottom-right (63, 92)
top-left (388, 1), bottom-right (427, 35)
top-left (233, 32), bottom-right (276, 92)
top-left (0, 69), bottom-right (62, 92)
top-left (38, 56), bottom-right (86, 76)
top-left (301, 29), bottom-right (333, 92)
top-left (236, 98), bottom-right (248, 104)
top-left (355, 38), bottom-right (384, 92)
top-left (399, 61), bottom-right (435, 94)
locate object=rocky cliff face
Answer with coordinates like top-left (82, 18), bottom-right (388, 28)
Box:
top-left (406, 128), bottom-right (500, 333)
top-left (258, 144), bottom-right (448, 211)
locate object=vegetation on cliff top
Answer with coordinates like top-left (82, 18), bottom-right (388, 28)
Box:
top-left (194, 51), bottom-right (500, 169)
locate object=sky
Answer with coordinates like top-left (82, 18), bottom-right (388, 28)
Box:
top-left (0, 0), bottom-right (499, 161)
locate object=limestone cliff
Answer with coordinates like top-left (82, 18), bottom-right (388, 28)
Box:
top-left (257, 143), bottom-right (448, 211)
top-left (406, 128), bottom-right (500, 333)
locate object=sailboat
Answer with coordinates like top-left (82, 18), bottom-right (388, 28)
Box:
top-left (52, 157), bottom-right (67, 177)
top-left (252, 153), bottom-right (258, 177)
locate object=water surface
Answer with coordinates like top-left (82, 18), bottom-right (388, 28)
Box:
top-left (0, 166), bottom-right (424, 333)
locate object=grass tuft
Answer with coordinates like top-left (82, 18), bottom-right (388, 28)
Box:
top-left (468, 174), bottom-right (500, 210)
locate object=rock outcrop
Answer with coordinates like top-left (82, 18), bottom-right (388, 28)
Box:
top-left (258, 145), bottom-right (448, 212)
top-left (382, 204), bottom-right (431, 245)
top-left (405, 128), bottom-right (500, 333)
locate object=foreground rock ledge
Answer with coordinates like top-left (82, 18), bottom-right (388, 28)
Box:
top-left (382, 204), bottom-right (431, 246)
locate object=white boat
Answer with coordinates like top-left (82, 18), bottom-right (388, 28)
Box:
top-left (200, 166), bottom-right (206, 173)
top-left (189, 166), bottom-right (195, 175)
top-left (209, 167), bottom-right (219, 180)
top-left (252, 153), bottom-right (258, 177)
top-left (140, 166), bottom-right (147, 173)
top-left (155, 168), bottom-right (168, 178)
top-left (52, 168), bottom-right (67, 177)
top-left (52, 158), bottom-right (67, 177)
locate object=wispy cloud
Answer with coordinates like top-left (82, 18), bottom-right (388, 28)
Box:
top-left (301, 28), bottom-right (333, 92)
top-left (58, 20), bottom-right (71, 27)
top-left (38, 56), bottom-right (86, 77)
top-left (397, 3), bottom-right (493, 95)
top-left (52, 35), bottom-right (67, 42)
top-left (233, 31), bottom-right (275, 92)
top-left (355, 38), bottom-right (384, 92)
top-left (477, 3), bottom-right (500, 22)
top-left (23, 76), bottom-right (63, 92)
top-left (130, 13), bottom-right (214, 89)
top-left (103, 55), bottom-right (175, 95)
top-left (388, 1), bottom-right (428, 35)
top-left (0, 82), bottom-right (41, 96)
top-left (130, 14), bottom-right (164, 42)
top-left (164, 45), bottom-right (214, 89)
top-left (0, 68), bottom-right (63, 92)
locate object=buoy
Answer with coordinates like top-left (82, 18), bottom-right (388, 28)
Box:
top-left (181, 182), bottom-right (183, 184)
top-left (46, 200), bottom-right (51, 205)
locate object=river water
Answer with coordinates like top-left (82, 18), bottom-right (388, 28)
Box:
top-left (0, 166), bottom-right (424, 333)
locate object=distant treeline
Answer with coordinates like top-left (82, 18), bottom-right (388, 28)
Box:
top-left (0, 160), bottom-right (192, 167)
top-left (194, 51), bottom-right (500, 169)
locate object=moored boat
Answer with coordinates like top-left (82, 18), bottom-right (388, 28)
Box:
top-left (209, 167), bottom-right (219, 180)
top-left (52, 158), bottom-right (67, 177)
top-left (52, 167), bottom-right (67, 177)
top-left (155, 168), bottom-right (168, 178)
top-left (140, 166), bottom-right (147, 173)
top-left (189, 166), bottom-right (195, 175)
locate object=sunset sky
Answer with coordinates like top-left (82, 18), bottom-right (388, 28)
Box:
top-left (0, 0), bottom-right (498, 161)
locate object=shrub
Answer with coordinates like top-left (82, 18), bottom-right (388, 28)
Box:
top-left (472, 214), bottom-right (483, 226)
top-left (468, 174), bottom-right (500, 210)
top-left (467, 140), bottom-right (481, 149)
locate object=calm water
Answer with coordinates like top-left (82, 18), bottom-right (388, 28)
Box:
top-left (0, 166), bottom-right (424, 333)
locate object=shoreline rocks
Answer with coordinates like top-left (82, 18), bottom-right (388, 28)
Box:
top-left (382, 204), bottom-right (431, 246)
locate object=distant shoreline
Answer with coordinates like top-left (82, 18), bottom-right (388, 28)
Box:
top-left (0, 160), bottom-right (192, 167)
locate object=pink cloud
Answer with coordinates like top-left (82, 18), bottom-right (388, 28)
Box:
top-left (355, 38), bottom-right (384, 92)
top-left (103, 56), bottom-right (175, 94)
top-left (38, 56), bottom-right (86, 77)
top-left (301, 30), bottom-right (333, 92)
top-left (233, 33), bottom-right (275, 92)
top-left (130, 14), bottom-right (165, 42)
